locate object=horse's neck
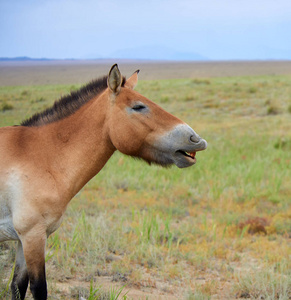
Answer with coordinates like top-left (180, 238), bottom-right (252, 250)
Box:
top-left (42, 96), bottom-right (115, 199)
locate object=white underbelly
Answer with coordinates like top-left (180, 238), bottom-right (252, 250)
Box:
top-left (0, 173), bottom-right (20, 242)
top-left (0, 197), bottom-right (19, 242)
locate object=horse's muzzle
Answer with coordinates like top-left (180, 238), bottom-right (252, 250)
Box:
top-left (156, 124), bottom-right (207, 168)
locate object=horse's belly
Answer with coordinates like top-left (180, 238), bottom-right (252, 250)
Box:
top-left (0, 217), bottom-right (19, 242)
top-left (0, 195), bottom-right (18, 242)
top-left (0, 172), bottom-right (20, 242)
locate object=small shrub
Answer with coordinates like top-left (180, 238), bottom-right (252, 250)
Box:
top-left (233, 267), bottom-right (291, 300)
top-left (160, 95), bottom-right (169, 103)
top-left (288, 104), bottom-right (291, 114)
top-left (0, 102), bottom-right (14, 112)
top-left (70, 85), bottom-right (78, 92)
top-left (33, 97), bottom-right (46, 103)
top-left (248, 87), bottom-right (257, 94)
top-left (184, 94), bottom-right (195, 102)
top-left (191, 78), bottom-right (211, 85)
top-left (70, 283), bottom-right (129, 300)
top-left (267, 105), bottom-right (280, 115)
top-left (21, 90), bottom-right (30, 96)
top-left (274, 138), bottom-right (291, 151)
top-left (238, 217), bottom-right (269, 235)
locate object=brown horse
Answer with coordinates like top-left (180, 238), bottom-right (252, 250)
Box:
top-left (0, 64), bottom-right (207, 299)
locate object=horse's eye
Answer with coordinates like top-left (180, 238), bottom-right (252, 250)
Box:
top-left (132, 104), bottom-right (147, 112)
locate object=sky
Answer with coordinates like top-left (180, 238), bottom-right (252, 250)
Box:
top-left (0, 0), bottom-right (291, 61)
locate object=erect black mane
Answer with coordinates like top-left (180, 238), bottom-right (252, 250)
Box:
top-left (21, 75), bottom-right (126, 127)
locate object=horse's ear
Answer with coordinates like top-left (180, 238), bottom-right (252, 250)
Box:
top-left (125, 70), bottom-right (140, 90)
top-left (108, 64), bottom-right (122, 94)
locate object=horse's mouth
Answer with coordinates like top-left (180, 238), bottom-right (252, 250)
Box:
top-left (170, 138), bottom-right (207, 168)
top-left (175, 150), bottom-right (197, 166)
top-left (176, 150), bottom-right (196, 160)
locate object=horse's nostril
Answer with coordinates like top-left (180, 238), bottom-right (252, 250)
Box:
top-left (190, 135), bottom-right (200, 143)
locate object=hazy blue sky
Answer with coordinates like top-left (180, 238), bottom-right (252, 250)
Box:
top-left (1, 0), bottom-right (291, 60)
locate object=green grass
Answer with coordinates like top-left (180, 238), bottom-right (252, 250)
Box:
top-left (69, 281), bottom-right (129, 300)
top-left (0, 75), bottom-right (291, 299)
top-left (233, 262), bottom-right (291, 299)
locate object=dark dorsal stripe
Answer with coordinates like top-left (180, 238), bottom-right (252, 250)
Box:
top-left (21, 75), bottom-right (126, 127)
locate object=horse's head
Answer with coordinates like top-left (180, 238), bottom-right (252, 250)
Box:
top-left (106, 64), bottom-right (207, 168)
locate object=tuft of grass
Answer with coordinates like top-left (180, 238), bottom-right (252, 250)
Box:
top-left (70, 85), bottom-right (78, 92)
top-left (31, 97), bottom-right (46, 104)
top-left (0, 101), bottom-right (14, 112)
top-left (274, 137), bottom-right (291, 151)
top-left (191, 78), bottom-right (211, 85)
top-left (183, 94), bottom-right (197, 102)
top-left (185, 289), bottom-right (211, 300)
top-left (21, 90), bottom-right (30, 96)
top-left (160, 95), bottom-right (170, 103)
top-left (233, 265), bottom-right (291, 299)
top-left (70, 282), bottom-right (129, 300)
top-left (248, 86), bottom-right (258, 94)
top-left (267, 104), bottom-right (280, 115)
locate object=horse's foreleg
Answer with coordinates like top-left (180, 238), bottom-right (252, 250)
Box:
top-left (11, 241), bottom-right (29, 300)
top-left (21, 228), bottom-right (47, 300)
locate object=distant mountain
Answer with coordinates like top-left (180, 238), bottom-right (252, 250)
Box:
top-left (0, 56), bottom-right (54, 61)
top-left (110, 45), bottom-right (208, 61)
top-left (0, 47), bottom-right (208, 62)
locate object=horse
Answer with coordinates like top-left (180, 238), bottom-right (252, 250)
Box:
top-left (0, 64), bottom-right (207, 299)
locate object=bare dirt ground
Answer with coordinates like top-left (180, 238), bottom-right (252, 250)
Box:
top-left (1, 59), bottom-right (291, 86)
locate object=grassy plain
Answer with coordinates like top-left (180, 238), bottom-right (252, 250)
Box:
top-left (0, 70), bottom-right (291, 299)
